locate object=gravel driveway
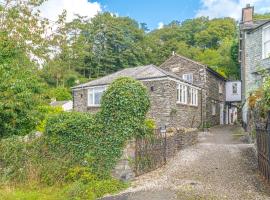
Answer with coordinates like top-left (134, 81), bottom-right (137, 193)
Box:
top-left (102, 126), bottom-right (270, 200)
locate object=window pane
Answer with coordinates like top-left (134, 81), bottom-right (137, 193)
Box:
top-left (88, 89), bottom-right (94, 105)
top-left (264, 41), bottom-right (270, 58)
top-left (94, 91), bottom-right (103, 105)
top-left (264, 27), bottom-right (270, 41)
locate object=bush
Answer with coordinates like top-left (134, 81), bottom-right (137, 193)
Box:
top-left (36, 105), bottom-right (63, 132)
top-left (48, 87), bottom-right (72, 101)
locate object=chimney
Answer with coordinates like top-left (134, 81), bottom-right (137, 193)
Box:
top-left (242, 4), bottom-right (254, 23)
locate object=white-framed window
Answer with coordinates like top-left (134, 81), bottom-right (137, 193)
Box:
top-left (190, 88), bottom-right (198, 106)
top-left (212, 101), bottom-right (216, 115)
top-left (183, 73), bottom-right (193, 83)
top-left (219, 82), bottom-right (223, 94)
top-left (177, 84), bottom-right (187, 104)
top-left (232, 83), bottom-right (238, 95)
top-left (88, 86), bottom-right (106, 107)
top-left (262, 25), bottom-right (270, 59)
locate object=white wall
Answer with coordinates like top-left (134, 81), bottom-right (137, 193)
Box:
top-left (226, 81), bottom-right (241, 102)
top-left (62, 101), bottom-right (73, 111)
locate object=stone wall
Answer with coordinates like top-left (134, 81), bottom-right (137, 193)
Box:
top-left (244, 23), bottom-right (270, 97)
top-left (112, 140), bottom-right (136, 181)
top-left (165, 130), bottom-right (198, 158)
top-left (143, 79), bottom-right (202, 129)
top-left (205, 70), bottom-right (226, 126)
top-left (160, 55), bottom-right (206, 87)
top-left (113, 130), bottom-right (198, 181)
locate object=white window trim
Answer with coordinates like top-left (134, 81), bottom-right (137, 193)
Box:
top-left (177, 84), bottom-right (188, 104)
top-left (183, 73), bottom-right (193, 83)
top-left (190, 88), bottom-right (198, 106)
top-left (262, 25), bottom-right (270, 59)
top-left (87, 86), bottom-right (106, 107)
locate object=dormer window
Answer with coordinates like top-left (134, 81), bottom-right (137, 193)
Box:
top-left (262, 25), bottom-right (270, 59)
top-left (183, 73), bottom-right (193, 83)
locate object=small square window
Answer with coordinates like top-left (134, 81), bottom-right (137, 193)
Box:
top-left (232, 83), bottom-right (238, 95)
top-left (183, 73), bottom-right (193, 83)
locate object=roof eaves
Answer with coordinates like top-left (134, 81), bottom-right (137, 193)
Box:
top-left (206, 67), bottom-right (227, 81)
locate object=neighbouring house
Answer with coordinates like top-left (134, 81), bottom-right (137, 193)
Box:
top-left (72, 64), bottom-right (202, 129)
top-left (50, 100), bottom-right (73, 112)
top-left (225, 81), bottom-right (242, 124)
top-left (239, 4), bottom-right (270, 130)
top-left (159, 54), bottom-right (231, 126)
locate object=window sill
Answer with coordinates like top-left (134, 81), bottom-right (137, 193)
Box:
top-left (87, 105), bottom-right (101, 108)
top-left (189, 104), bottom-right (198, 107)
top-left (177, 102), bottom-right (198, 107)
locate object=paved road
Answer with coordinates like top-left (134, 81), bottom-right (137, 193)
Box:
top-left (102, 126), bottom-right (270, 200)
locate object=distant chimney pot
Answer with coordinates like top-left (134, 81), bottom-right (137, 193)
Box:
top-left (242, 4), bottom-right (254, 23)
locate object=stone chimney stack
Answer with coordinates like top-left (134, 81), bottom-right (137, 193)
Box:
top-left (242, 4), bottom-right (254, 23)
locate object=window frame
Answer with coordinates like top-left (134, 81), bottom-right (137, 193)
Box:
top-left (190, 87), bottom-right (198, 106)
top-left (177, 84), bottom-right (188, 104)
top-left (262, 25), bottom-right (270, 59)
top-left (182, 73), bottom-right (193, 83)
top-left (87, 86), bottom-right (106, 107)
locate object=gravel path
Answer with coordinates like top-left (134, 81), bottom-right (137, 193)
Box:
top-left (102, 126), bottom-right (270, 200)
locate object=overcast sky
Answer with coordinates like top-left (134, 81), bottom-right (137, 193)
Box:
top-left (38, 0), bottom-right (270, 30)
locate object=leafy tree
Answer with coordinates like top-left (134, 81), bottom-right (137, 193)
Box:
top-left (254, 13), bottom-right (270, 20)
top-left (0, 0), bottom-right (50, 62)
top-left (0, 64), bottom-right (45, 137)
top-left (84, 13), bottom-right (148, 78)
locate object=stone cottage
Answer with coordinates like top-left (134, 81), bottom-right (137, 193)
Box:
top-left (160, 54), bottom-right (228, 126)
top-left (239, 4), bottom-right (270, 129)
top-left (72, 64), bottom-right (202, 129)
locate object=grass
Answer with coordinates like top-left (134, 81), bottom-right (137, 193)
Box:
top-left (0, 185), bottom-right (65, 200)
top-left (0, 180), bottom-right (129, 200)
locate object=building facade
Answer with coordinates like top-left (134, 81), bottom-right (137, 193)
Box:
top-left (159, 54), bottom-right (227, 126)
top-left (239, 4), bottom-right (270, 129)
top-left (72, 65), bottom-right (202, 129)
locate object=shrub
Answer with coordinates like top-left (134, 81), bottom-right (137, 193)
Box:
top-left (36, 105), bottom-right (63, 132)
top-left (64, 181), bottom-right (96, 200)
top-left (48, 87), bottom-right (72, 101)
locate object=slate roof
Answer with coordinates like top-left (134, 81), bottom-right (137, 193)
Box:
top-left (50, 101), bottom-right (71, 107)
top-left (240, 19), bottom-right (270, 31)
top-left (72, 64), bottom-right (196, 89)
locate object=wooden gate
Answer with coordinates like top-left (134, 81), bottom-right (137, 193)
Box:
top-left (255, 111), bottom-right (270, 183)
